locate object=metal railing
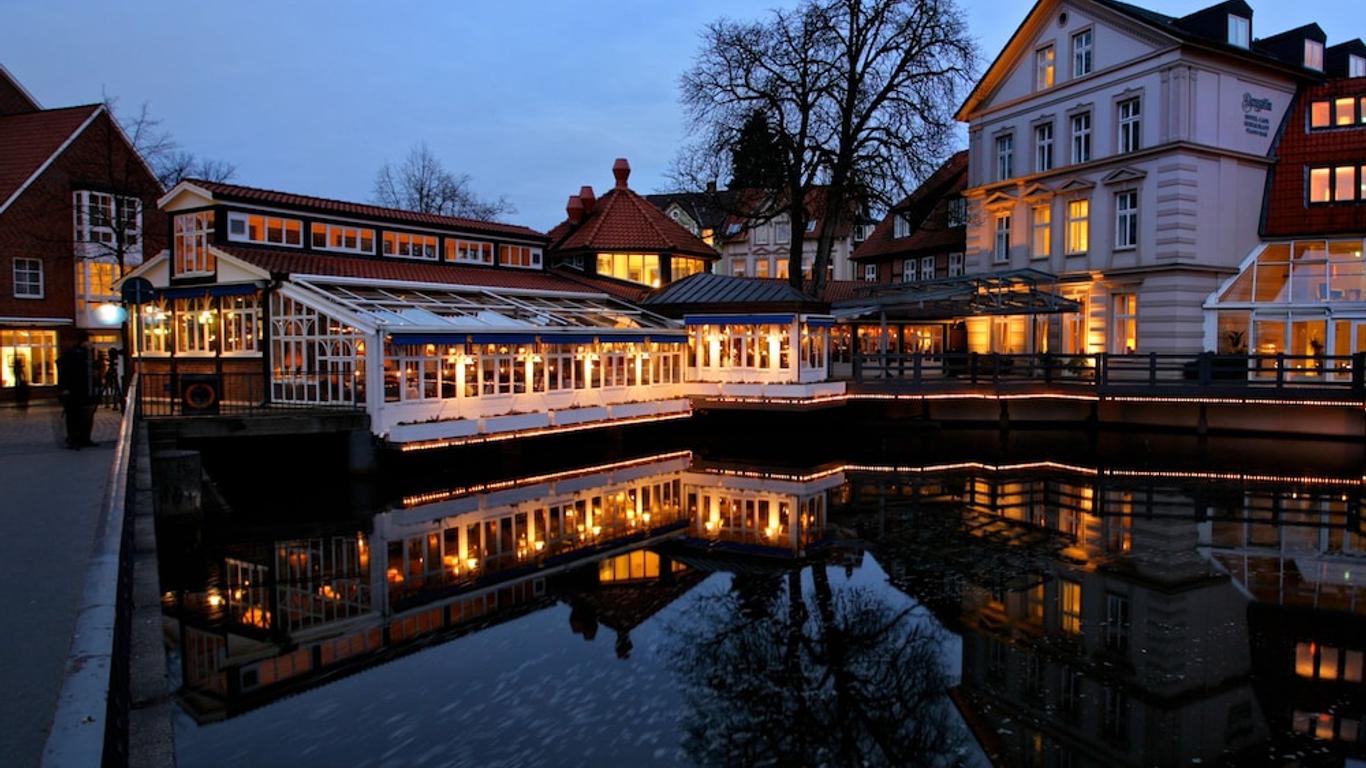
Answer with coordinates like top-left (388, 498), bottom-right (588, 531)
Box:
top-left (850, 351), bottom-right (1366, 397)
top-left (139, 371), bottom-right (363, 418)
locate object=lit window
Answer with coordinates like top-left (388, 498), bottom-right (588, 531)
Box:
top-left (1310, 168), bottom-right (1332, 202)
top-left (1305, 40), bottom-right (1324, 71)
top-left (949, 252), bottom-right (964, 277)
top-left (1352, 55), bottom-right (1366, 78)
top-left (597, 253), bottom-right (662, 286)
top-left (73, 190), bottom-right (141, 250)
top-left (1066, 198), bottom-right (1089, 254)
top-left (1035, 122), bottom-right (1054, 172)
top-left (994, 213), bottom-right (1011, 263)
top-left (1310, 166), bottom-right (1362, 203)
top-left (1309, 101), bottom-right (1332, 129)
top-left (1118, 98), bottom-right (1141, 154)
top-left (996, 134), bottom-right (1014, 180)
top-left (754, 258), bottom-right (769, 278)
top-left (1036, 45), bottom-right (1055, 89)
top-left (1, 329), bottom-right (59, 386)
top-left (227, 212), bottom-right (302, 247)
top-left (864, 263), bottom-right (877, 282)
top-left (382, 231), bottom-right (439, 260)
top-left (498, 244), bottom-right (540, 269)
top-left (920, 255), bottom-right (935, 281)
top-left (1228, 15), bottom-right (1250, 48)
top-left (174, 211), bottom-right (215, 275)
top-left (1336, 98), bottom-right (1357, 127)
top-left (1115, 190), bottom-right (1139, 250)
top-left (1060, 580), bottom-right (1082, 634)
top-left (445, 239), bottom-right (493, 265)
top-left (13, 258), bottom-right (43, 298)
top-left (1112, 293), bottom-right (1137, 353)
top-left (1336, 166), bottom-right (1357, 202)
top-left (1072, 30), bottom-right (1093, 77)
top-left (174, 296), bottom-right (217, 354)
top-left (221, 294), bottom-right (260, 354)
top-left (1032, 204), bottom-right (1051, 258)
top-left (1296, 642), bottom-right (1317, 677)
top-left (1071, 112), bottom-right (1092, 164)
top-left (732, 258), bottom-right (747, 277)
top-left (77, 260), bottom-right (119, 312)
top-left (311, 222), bottom-right (375, 254)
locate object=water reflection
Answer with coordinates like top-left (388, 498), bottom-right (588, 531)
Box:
top-left (163, 446), bottom-right (1366, 766)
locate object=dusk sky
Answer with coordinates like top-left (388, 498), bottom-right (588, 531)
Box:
top-left (2, 0), bottom-right (1358, 230)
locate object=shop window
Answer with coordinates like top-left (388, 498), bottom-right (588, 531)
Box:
top-left (1, 329), bottom-right (58, 386)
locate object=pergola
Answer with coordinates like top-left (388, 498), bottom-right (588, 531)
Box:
top-left (833, 269), bottom-right (1081, 322)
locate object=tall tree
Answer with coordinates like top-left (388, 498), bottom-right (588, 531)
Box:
top-left (677, 0), bottom-right (976, 292)
top-left (372, 142), bottom-right (515, 221)
top-left (729, 110), bottom-right (787, 191)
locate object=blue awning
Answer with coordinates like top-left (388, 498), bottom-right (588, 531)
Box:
top-left (683, 313), bottom-right (796, 326)
top-left (156, 283), bottom-right (261, 300)
top-left (803, 317), bottom-right (836, 328)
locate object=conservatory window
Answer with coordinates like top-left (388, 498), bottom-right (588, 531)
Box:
top-left (227, 212), bottom-right (303, 247)
top-left (446, 239), bottom-right (493, 265)
top-left (311, 223), bottom-right (375, 254)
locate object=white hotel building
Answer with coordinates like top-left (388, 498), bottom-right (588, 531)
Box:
top-left (958, 0), bottom-right (1343, 356)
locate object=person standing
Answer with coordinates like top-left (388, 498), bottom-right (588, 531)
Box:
top-left (57, 331), bottom-right (98, 449)
top-left (11, 357), bottom-right (30, 409)
top-left (103, 347), bottom-right (124, 411)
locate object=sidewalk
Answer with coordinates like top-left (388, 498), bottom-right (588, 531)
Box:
top-left (0, 404), bottom-right (123, 768)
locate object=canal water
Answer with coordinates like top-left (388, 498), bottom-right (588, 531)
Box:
top-left (158, 428), bottom-right (1366, 767)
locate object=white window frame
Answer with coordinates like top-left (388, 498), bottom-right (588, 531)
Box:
top-left (994, 213), bottom-right (1011, 264)
top-left (1114, 190), bottom-right (1139, 250)
top-left (920, 255), bottom-right (935, 281)
top-left (174, 211), bottom-right (215, 275)
top-left (447, 239), bottom-right (494, 265)
top-left (753, 222), bottom-right (770, 245)
top-left (864, 263), bottom-right (877, 282)
top-left (1072, 29), bottom-right (1094, 77)
top-left (996, 134), bottom-right (1014, 181)
top-left (221, 294), bottom-right (261, 355)
top-left (499, 244), bottom-right (541, 269)
top-left (893, 214), bottom-right (911, 238)
top-left (73, 190), bottom-right (141, 250)
top-left (311, 222), bottom-right (375, 255)
top-left (1066, 198), bottom-right (1090, 255)
top-left (1071, 112), bottom-right (1092, 164)
top-left (1351, 55), bottom-right (1366, 78)
top-left (1031, 204), bottom-right (1052, 259)
top-left (948, 252), bottom-right (965, 278)
top-left (382, 231), bottom-right (439, 260)
top-left (1228, 14), bottom-right (1250, 48)
top-left (1035, 123), bottom-right (1054, 172)
top-left (1111, 293), bottom-right (1138, 354)
top-left (902, 259), bottom-right (915, 281)
top-left (732, 258), bottom-right (748, 277)
top-left (1035, 45), bottom-right (1055, 90)
top-left (1117, 98), bottom-right (1141, 154)
top-left (13, 258), bottom-right (43, 299)
top-left (1305, 40), bottom-right (1324, 71)
top-left (226, 211), bottom-right (303, 248)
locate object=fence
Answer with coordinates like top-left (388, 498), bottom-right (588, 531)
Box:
top-left (140, 371), bottom-right (363, 417)
top-left (850, 351), bottom-right (1366, 397)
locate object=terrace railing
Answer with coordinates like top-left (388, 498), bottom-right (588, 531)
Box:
top-left (140, 371), bottom-right (363, 418)
top-left (849, 351), bottom-right (1366, 398)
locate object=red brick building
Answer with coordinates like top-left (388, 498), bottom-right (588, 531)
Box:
top-left (0, 65), bottom-right (165, 399)
top-left (850, 151), bottom-right (968, 285)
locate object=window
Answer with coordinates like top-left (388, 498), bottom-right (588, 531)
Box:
top-left (1071, 113), bottom-right (1092, 164)
top-left (13, 258), bottom-right (42, 298)
top-left (947, 198), bottom-right (968, 227)
top-left (227, 212), bottom-right (302, 247)
top-left (732, 258), bottom-right (748, 277)
top-left (754, 259), bottom-right (770, 278)
top-left (1310, 100), bottom-right (1332, 129)
top-left (1104, 593), bottom-right (1129, 653)
top-left (1035, 123), bottom-right (1054, 172)
top-left (1305, 40), bottom-right (1324, 71)
top-left (174, 211), bottom-right (215, 275)
top-left (775, 216), bottom-right (791, 243)
top-left (73, 191), bottom-right (140, 249)
top-left (1072, 30), bottom-right (1093, 77)
top-left (1032, 204), bottom-right (1052, 259)
top-left (1112, 293), bottom-right (1137, 353)
top-left (753, 222), bottom-right (769, 245)
top-left (175, 297), bottom-right (217, 354)
top-left (1066, 199), bottom-right (1089, 254)
top-left (1228, 14), bottom-right (1250, 48)
top-left (221, 294), bottom-right (260, 354)
top-left (672, 257), bottom-right (707, 280)
top-left (1352, 55), bottom-right (1366, 78)
top-left (1115, 190), bottom-right (1138, 250)
top-left (1036, 45), bottom-right (1055, 90)
top-left (893, 214), bottom-right (912, 238)
top-left (1060, 580), bottom-right (1082, 634)
top-left (948, 252), bottom-right (964, 277)
top-left (1310, 166), bottom-right (1361, 203)
top-left (446, 239), bottom-right (493, 264)
top-left (920, 256), bottom-right (935, 281)
top-left (597, 253), bottom-right (662, 286)
top-left (311, 222), bottom-right (375, 254)
top-left (994, 213), bottom-right (1011, 264)
top-left (864, 264), bottom-right (877, 282)
top-left (77, 259), bottom-right (118, 312)
top-left (996, 134), bottom-right (1014, 180)
top-left (382, 231), bottom-right (439, 260)
top-left (1336, 98), bottom-right (1357, 127)
top-left (902, 259), bottom-right (915, 281)
top-left (1, 329), bottom-right (58, 387)
top-left (1118, 98), bottom-right (1141, 154)
top-left (499, 244), bottom-right (540, 269)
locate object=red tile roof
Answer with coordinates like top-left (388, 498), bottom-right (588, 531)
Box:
top-left (187, 179), bottom-right (546, 241)
top-left (1263, 79), bottom-right (1366, 238)
top-left (0, 104), bottom-right (100, 209)
top-left (852, 151), bottom-right (968, 262)
top-left (218, 244), bottom-right (600, 293)
top-left (547, 267), bottom-right (652, 303)
top-left (547, 187), bottom-right (719, 260)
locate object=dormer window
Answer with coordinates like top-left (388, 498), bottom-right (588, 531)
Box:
top-left (1351, 55), bottom-right (1366, 78)
top-left (1305, 40), bottom-right (1324, 71)
top-left (893, 214), bottom-right (911, 238)
top-left (1035, 45), bottom-right (1055, 90)
top-left (947, 198), bottom-right (968, 227)
top-left (1227, 15), bottom-right (1250, 48)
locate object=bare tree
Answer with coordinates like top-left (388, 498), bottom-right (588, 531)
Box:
top-left (677, 0), bottom-right (976, 292)
top-left (106, 96), bottom-right (237, 189)
top-left (372, 142), bottom-right (515, 221)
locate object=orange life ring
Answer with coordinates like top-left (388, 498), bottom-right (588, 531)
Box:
top-left (183, 382), bottom-right (218, 410)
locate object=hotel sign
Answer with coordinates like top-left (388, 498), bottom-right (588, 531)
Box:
top-left (1242, 93), bottom-right (1273, 137)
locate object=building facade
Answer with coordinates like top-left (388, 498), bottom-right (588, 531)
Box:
top-left (958, 0), bottom-right (1338, 356)
top-left (0, 65), bottom-right (165, 398)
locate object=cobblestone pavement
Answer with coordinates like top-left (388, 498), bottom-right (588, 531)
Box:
top-left (0, 403), bottom-right (125, 767)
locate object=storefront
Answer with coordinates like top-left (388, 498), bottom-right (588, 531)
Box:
top-left (0, 325), bottom-right (62, 392)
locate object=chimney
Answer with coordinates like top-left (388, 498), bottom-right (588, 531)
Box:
top-left (566, 195), bottom-right (585, 225)
top-left (579, 185), bottom-right (596, 215)
top-left (612, 158), bottom-right (631, 189)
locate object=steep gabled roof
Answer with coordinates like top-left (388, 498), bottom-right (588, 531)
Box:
top-left (184, 179), bottom-right (546, 241)
top-left (0, 103), bottom-right (102, 213)
top-left (0, 63), bottom-right (42, 115)
top-left (852, 151), bottom-right (968, 262)
top-left (547, 186), bottom-right (719, 260)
